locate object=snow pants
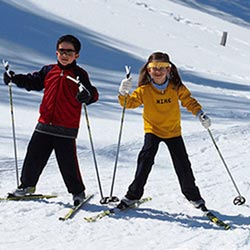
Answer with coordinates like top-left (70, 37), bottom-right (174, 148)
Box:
top-left (126, 133), bottom-right (203, 202)
top-left (20, 131), bottom-right (85, 195)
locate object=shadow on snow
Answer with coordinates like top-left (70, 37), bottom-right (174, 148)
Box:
top-left (169, 0), bottom-right (250, 28)
top-left (83, 203), bottom-right (250, 230)
top-left (0, 1), bottom-right (249, 123)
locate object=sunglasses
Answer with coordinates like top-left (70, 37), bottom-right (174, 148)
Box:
top-left (149, 67), bottom-right (169, 72)
top-left (57, 48), bottom-right (76, 56)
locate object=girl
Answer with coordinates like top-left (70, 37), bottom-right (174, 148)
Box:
top-left (117, 52), bottom-right (211, 209)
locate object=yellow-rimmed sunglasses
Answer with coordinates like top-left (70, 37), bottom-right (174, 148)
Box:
top-left (147, 62), bottom-right (171, 69)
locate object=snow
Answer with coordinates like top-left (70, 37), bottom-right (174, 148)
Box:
top-left (0, 0), bottom-right (250, 249)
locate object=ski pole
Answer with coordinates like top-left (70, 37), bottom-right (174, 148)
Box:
top-left (66, 75), bottom-right (105, 203)
top-left (102, 65), bottom-right (131, 204)
top-left (82, 103), bottom-right (105, 203)
top-left (207, 128), bottom-right (246, 205)
top-left (2, 60), bottom-right (20, 187)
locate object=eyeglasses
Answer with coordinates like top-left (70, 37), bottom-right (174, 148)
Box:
top-left (57, 48), bottom-right (76, 56)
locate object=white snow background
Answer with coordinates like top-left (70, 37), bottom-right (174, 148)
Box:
top-left (0, 0), bottom-right (250, 249)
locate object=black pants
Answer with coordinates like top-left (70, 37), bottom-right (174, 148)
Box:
top-left (126, 133), bottom-right (203, 202)
top-left (20, 131), bottom-right (85, 195)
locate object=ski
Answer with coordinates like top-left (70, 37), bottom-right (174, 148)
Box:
top-left (200, 205), bottom-right (231, 230)
top-left (0, 193), bottom-right (57, 201)
top-left (59, 194), bottom-right (94, 221)
top-left (204, 211), bottom-right (231, 230)
top-left (84, 196), bottom-right (152, 222)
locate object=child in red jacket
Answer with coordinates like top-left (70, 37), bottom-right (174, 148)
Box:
top-left (4, 34), bottom-right (98, 205)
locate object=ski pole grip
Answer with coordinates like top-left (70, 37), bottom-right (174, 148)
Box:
top-left (125, 65), bottom-right (131, 79)
top-left (2, 60), bottom-right (12, 78)
top-left (66, 75), bottom-right (91, 96)
top-left (123, 65), bottom-right (131, 96)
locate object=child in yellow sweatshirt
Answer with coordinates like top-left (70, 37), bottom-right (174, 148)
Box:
top-left (117, 52), bottom-right (211, 209)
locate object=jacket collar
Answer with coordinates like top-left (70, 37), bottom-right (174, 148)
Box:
top-left (57, 60), bottom-right (77, 70)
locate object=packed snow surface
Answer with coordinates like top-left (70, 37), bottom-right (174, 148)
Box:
top-left (0, 1), bottom-right (249, 249)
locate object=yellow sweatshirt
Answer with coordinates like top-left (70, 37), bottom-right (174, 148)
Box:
top-left (118, 81), bottom-right (202, 139)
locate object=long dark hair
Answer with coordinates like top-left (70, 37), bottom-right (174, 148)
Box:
top-left (138, 52), bottom-right (182, 88)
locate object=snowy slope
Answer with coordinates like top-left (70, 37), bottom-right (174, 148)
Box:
top-left (0, 0), bottom-right (250, 250)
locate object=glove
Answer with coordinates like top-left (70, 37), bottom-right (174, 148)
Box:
top-left (119, 77), bottom-right (132, 96)
top-left (76, 88), bottom-right (92, 103)
top-left (198, 111), bottom-right (211, 129)
top-left (3, 70), bottom-right (15, 85)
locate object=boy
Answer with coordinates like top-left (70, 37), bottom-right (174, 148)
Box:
top-left (3, 34), bottom-right (98, 205)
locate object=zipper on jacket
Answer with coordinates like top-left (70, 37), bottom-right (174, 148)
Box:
top-left (51, 69), bottom-right (63, 125)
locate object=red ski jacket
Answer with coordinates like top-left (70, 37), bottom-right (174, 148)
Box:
top-left (12, 61), bottom-right (98, 137)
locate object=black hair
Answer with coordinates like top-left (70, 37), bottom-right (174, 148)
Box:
top-left (56, 34), bottom-right (81, 53)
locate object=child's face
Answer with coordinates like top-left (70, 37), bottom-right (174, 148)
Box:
top-left (56, 41), bottom-right (79, 66)
top-left (147, 61), bottom-right (171, 84)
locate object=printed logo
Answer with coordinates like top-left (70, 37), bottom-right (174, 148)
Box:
top-left (156, 98), bottom-right (171, 104)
